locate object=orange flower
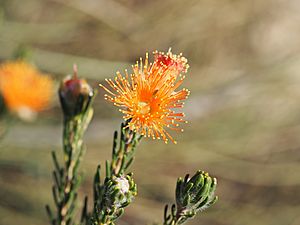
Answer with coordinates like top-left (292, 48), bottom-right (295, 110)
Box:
top-left (100, 50), bottom-right (190, 144)
top-left (0, 61), bottom-right (53, 119)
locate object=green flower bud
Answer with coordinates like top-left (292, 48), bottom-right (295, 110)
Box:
top-left (91, 173), bottom-right (137, 224)
top-left (103, 174), bottom-right (137, 210)
top-left (59, 65), bottom-right (94, 118)
top-left (175, 171), bottom-right (218, 220)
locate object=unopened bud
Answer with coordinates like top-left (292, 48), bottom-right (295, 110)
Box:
top-left (175, 171), bottom-right (217, 214)
top-left (103, 174), bottom-right (137, 210)
top-left (59, 65), bottom-right (94, 118)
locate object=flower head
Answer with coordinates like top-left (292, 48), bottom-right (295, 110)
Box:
top-left (115, 176), bottom-right (130, 194)
top-left (100, 50), bottom-right (190, 144)
top-left (153, 49), bottom-right (189, 76)
top-left (0, 61), bottom-right (53, 120)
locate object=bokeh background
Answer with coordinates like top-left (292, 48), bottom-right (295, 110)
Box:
top-left (1, 0), bottom-right (300, 224)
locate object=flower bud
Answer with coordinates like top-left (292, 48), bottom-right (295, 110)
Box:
top-left (104, 174), bottom-right (137, 209)
top-left (59, 65), bottom-right (94, 118)
top-left (176, 171), bottom-right (217, 215)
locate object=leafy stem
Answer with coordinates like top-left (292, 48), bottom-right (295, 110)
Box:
top-left (81, 121), bottom-right (142, 225)
top-left (109, 120), bottom-right (142, 177)
top-left (163, 171), bottom-right (218, 225)
top-left (46, 71), bottom-right (95, 225)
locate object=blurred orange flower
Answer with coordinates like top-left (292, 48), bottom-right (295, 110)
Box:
top-left (0, 61), bottom-right (53, 120)
top-left (100, 50), bottom-right (190, 144)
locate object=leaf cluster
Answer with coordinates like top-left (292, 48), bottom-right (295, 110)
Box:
top-left (163, 171), bottom-right (218, 225)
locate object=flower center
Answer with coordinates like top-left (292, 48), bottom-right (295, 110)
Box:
top-left (138, 101), bottom-right (150, 115)
top-left (115, 177), bottom-right (130, 194)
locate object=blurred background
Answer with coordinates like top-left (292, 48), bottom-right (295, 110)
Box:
top-left (1, 0), bottom-right (300, 224)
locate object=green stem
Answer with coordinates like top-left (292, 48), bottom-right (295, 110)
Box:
top-left (58, 118), bottom-right (83, 225)
top-left (110, 121), bottom-right (142, 177)
top-left (89, 121), bottom-right (142, 225)
top-left (47, 109), bottom-right (93, 225)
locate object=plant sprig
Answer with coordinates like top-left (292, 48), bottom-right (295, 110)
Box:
top-left (46, 58), bottom-right (219, 225)
top-left (80, 121), bottom-right (142, 225)
top-left (163, 171), bottom-right (218, 225)
top-left (109, 120), bottom-right (142, 177)
top-left (46, 68), bottom-right (95, 225)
